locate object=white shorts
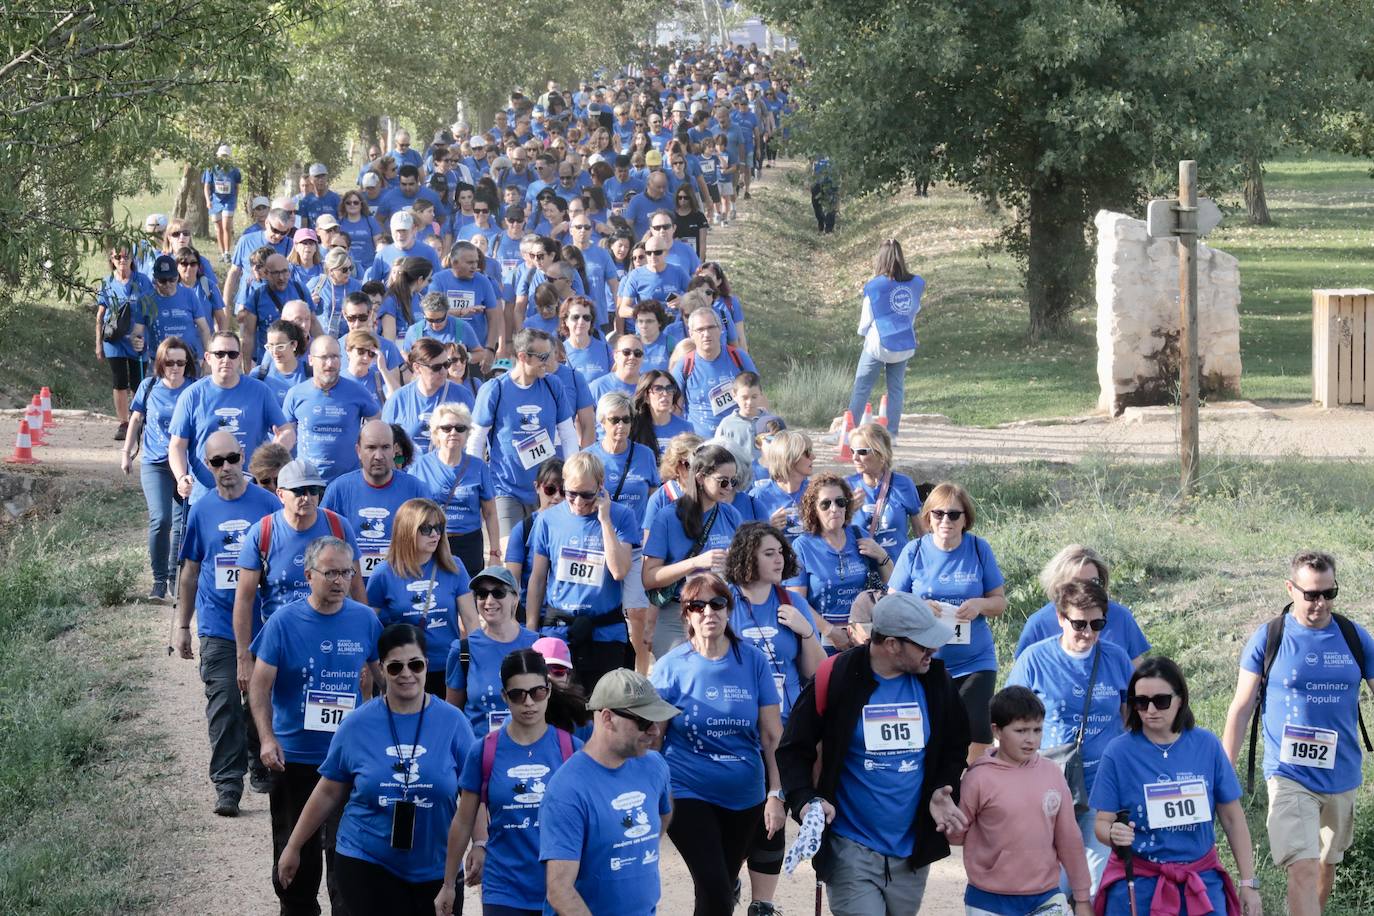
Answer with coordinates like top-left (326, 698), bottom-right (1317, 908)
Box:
top-left (719, 181), bottom-right (735, 197)
top-left (622, 549), bottom-right (648, 609)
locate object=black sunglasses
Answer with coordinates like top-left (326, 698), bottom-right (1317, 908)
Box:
top-left (1290, 582), bottom-right (1339, 602)
top-left (208, 349), bottom-right (241, 360)
top-left (417, 523), bottom-right (444, 536)
top-left (208, 452), bottom-right (242, 468)
top-left (610, 708), bottom-right (656, 732)
top-left (436, 423), bottom-right (469, 434)
top-left (617, 349), bottom-right (644, 358)
top-left (505, 684), bottom-right (551, 704)
top-left (566, 489), bottom-right (598, 502)
top-left (1130, 693), bottom-right (1176, 711)
top-left (683, 596), bottom-right (729, 613)
top-left (285, 485), bottom-right (325, 498)
top-left (1064, 617), bottom-right (1107, 633)
top-left (474, 586), bottom-right (511, 600)
top-left (385, 659), bottom-right (426, 676)
top-left (929, 509), bottom-right (964, 522)
top-left (818, 497), bottom-right (850, 511)
top-left (541, 484), bottom-right (565, 497)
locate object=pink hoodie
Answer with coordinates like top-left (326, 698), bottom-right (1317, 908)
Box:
top-left (947, 748), bottom-right (1091, 900)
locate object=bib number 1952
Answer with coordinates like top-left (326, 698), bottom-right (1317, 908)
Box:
top-left (1280, 724), bottom-right (1337, 770)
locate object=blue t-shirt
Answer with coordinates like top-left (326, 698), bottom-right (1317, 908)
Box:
top-left (149, 286), bottom-right (208, 359)
top-left (381, 379), bottom-right (474, 455)
top-left (203, 166), bottom-right (242, 205)
top-left (888, 534), bottom-right (1004, 677)
top-left (831, 672), bottom-right (929, 858)
top-left (169, 376), bottom-right (288, 491)
top-left (321, 469), bottom-right (431, 581)
top-left (236, 509), bottom-right (361, 621)
top-left (729, 585), bottom-right (819, 721)
top-left (471, 375), bottom-right (572, 504)
top-left (748, 478), bottom-right (807, 542)
top-left (366, 560), bottom-right (472, 669)
top-left (674, 347), bottom-right (758, 436)
top-left (401, 316), bottom-right (481, 354)
top-left (530, 502), bottom-right (641, 642)
top-left (428, 270), bottom-right (501, 348)
top-left (641, 333), bottom-right (676, 374)
top-left (249, 597), bottom-right (381, 764)
top-left (624, 193), bottom-right (672, 239)
top-left (338, 215), bottom-right (382, 269)
top-left (644, 500), bottom-right (742, 572)
top-left (539, 751), bottom-right (672, 916)
top-left (320, 696), bottom-right (474, 882)
top-left (444, 627), bottom-right (540, 735)
top-left (586, 441), bottom-right (661, 529)
top-left (179, 485), bottom-right (282, 641)
top-left (409, 452), bottom-right (494, 536)
top-left (587, 372), bottom-right (637, 404)
top-left (578, 246), bottom-right (619, 325)
top-left (620, 264), bottom-right (691, 314)
top-left (259, 360), bottom-right (310, 407)
top-left (1241, 614), bottom-right (1374, 794)
top-left (458, 726), bottom-right (584, 909)
top-left (1015, 600), bottom-right (1151, 662)
top-left (652, 641), bottom-right (780, 809)
top-left (785, 528), bottom-right (871, 632)
top-left (1089, 728), bottom-right (1241, 915)
top-left (131, 377), bottom-right (192, 464)
top-left (652, 414), bottom-right (695, 454)
top-left (565, 337), bottom-right (614, 384)
top-left (1006, 639), bottom-right (1133, 794)
top-left (281, 378), bottom-right (381, 481)
top-left (848, 472), bottom-right (923, 562)
top-left (299, 190), bottom-right (342, 228)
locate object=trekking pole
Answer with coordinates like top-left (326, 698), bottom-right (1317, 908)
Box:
top-left (814, 877), bottom-right (822, 916)
top-left (1114, 808), bottom-right (1138, 916)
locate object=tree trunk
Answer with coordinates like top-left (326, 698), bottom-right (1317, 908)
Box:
top-left (172, 163), bottom-right (210, 238)
top-left (1244, 157), bottom-right (1271, 226)
top-left (1025, 178), bottom-right (1091, 339)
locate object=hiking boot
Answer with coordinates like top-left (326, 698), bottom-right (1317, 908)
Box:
top-left (748, 903), bottom-right (781, 916)
top-left (249, 768), bottom-right (274, 794)
top-left (114, 422), bottom-right (128, 441)
top-left (147, 581), bottom-right (167, 601)
top-left (213, 793), bottom-right (240, 817)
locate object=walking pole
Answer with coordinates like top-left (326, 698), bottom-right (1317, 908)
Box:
top-left (814, 877), bottom-right (822, 916)
top-left (1115, 808), bottom-right (1139, 916)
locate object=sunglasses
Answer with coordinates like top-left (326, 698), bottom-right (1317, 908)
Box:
top-left (207, 452), bottom-right (242, 468)
top-left (709, 475), bottom-right (736, 489)
top-left (385, 659), bottom-right (426, 676)
top-left (285, 485), bottom-right (325, 498)
top-left (683, 596), bottom-right (729, 613)
top-left (474, 586), bottom-right (511, 600)
top-left (649, 383), bottom-right (677, 394)
top-left (436, 423), bottom-right (469, 434)
top-left (417, 523), bottom-right (444, 536)
top-left (208, 350), bottom-right (240, 360)
top-left (523, 350), bottom-right (553, 363)
top-left (541, 484), bottom-right (565, 497)
top-left (169, 230), bottom-right (191, 237)
top-left (852, 448), bottom-right (874, 458)
top-left (1130, 693), bottom-right (1176, 711)
top-left (423, 360), bottom-right (454, 372)
top-left (474, 208), bottom-right (490, 214)
top-left (646, 249), bottom-right (667, 256)
top-left (566, 489), bottom-right (598, 502)
top-left (572, 224), bottom-right (592, 230)
top-left (617, 348), bottom-right (644, 358)
top-left (818, 497), bottom-right (850, 511)
top-left (344, 312), bottom-right (371, 322)
top-left (1291, 582), bottom-right (1339, 602)
top-left (349, 348), bottom-right (377, 359)
top-left (505, 684), bottom-right (551, 704)
top-left (929, 509), bottom-right (965, 522)
top-left (651, 224), bottom-right (673, 231)
top-left (568, 313), bottom-right (593, 322)
top-left (611, 708), bottom-right (656, 732)
top-left (177, 260), bottom-right (198, 267)
top-left (1063, 617), bottom-right (1107, 632)
top-left (604, 415), bottom-right (631, 426)
top-left (164, 359), bottom-right (188, 368)
top-left (633, 254), bottom-right (648, 262)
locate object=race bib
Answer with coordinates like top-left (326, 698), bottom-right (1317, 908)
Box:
top-left (862, 703), bottom-right (924, 752)
top-left (501, 259), bottom-right (520, 283)
top-left (305, 690), bottom-right (357, 733)
top-left (514, 429), bottom-right (554, 470)
top-left (557, 547), bottom-right (606, 586)
top-left (214, 179), bottom-right (231, 196)
top-left (447, 289), bottom-right (477, 314)
top-left (360, 550), bottom-right (385, 579)
top-left (773, 672), bottom-right (787, 699)
top-left (488, 709), bottom-right (512, 731)
top-left (1144, 779), bottom-right (1211, 829)
top-left (947, 620), bottom-right (972, 645)
top-left (708, 378), bottom-right (736, 416)
top-left (214, 554), bottom-right (240, 591)
top-left (1280, 724), bottom-right (1337, 769)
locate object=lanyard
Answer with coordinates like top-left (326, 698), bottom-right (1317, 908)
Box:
top-left (385, 695), bottom-right (428, 801)
top-left (867, 472), bottom-right (891, 539)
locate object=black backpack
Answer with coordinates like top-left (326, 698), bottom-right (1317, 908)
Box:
top-left (101, 284), bottom-right (150, 342)
top-left (1246, 604), bottom-right (1373, 792)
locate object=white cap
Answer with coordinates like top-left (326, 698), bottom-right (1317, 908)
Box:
top-left (143, 213), bottom-right (168, 230)
top-left (308, 162), bottom-right (328, 177)
top-left (249, 196), bottom-right (270, 210)
top-left (469, 135), bottom-right (487, 148)
top-left (390, 210), bottom-right (415, 231)
top-left (361, 172), bottom-right (381, 188)
top-left (216, 144), bottom-right (232, 158)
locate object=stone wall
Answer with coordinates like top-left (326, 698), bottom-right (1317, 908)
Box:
top-left (1095, 210), bottom-right (1241, 415)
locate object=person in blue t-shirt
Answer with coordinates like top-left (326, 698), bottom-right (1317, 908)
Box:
top-left (443, 566), bottom-right (539, 736)
top-left (1091, 657), bottom-right (1261, 916)
top-left (748, 429), bottom-right (812, 541)
top-left (1015, 544), bottom-right (1150, 664)
top-left (249, 537), bottom-right (382, 916)
top-left (631, 367), bottom-right (693, 455)
top-left (122, 337), bottom-right (196, 599)
top-left (147, 255), bottom-right (211, 359)
top-left (1221, 550), bottom-right (1374, 916)
top-left (275, 623), bottom-right (473, 916)
top-left (280, 336), bottom-right (381, 482)
top-left (254, 321), bottom-right (310, 407)
top-left (845, 423), bottom-right (923, 564)
top-left (672, 306), bottom-right (757, 436)
top-left (367, 498), bottom-right (478, 696)
top-left (526, 452), bottom-right (639, 692)
top-left (540, 668), bottom-right (678, 916)
top-left (436, 648), bottom-right (586, 915)
top-left (651, 572), bottom-right (784, 915)
top-left (888, 481), bottom-right (1006, 763)
top-left (297, 163), bottom-right (342, 229)
top-left (401, 291), bottom-right (481, 355)
top-left (427, 242), bottom-right (502, 369)
top-left (382, 338), bottom-right (474, 454)
top-left (616, 246), bottom-right (691, 334)
top-left (96, 246), bottom-right (155, 439)
top-left (848, 239), bottom-right (924, 437)
top-left (337, 190), bottom-right (383, 271)
top-left (173, 429), bottom-right (282, 813)
top-left (409, 402), bottom-right (499, 576)
top-left (1007, 579), bottom-right (1132, 898)
top-left (503, 458), bottom-right (565, 598)
top-left (203, 146), bottom-right (242, 261)
top-left (586, 334), bottom-right (646, 403)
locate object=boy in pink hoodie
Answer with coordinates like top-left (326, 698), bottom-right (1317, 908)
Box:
top-left (946, 686), bottom-right (1093, 916)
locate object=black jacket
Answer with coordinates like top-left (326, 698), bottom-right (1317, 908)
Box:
top-left (776, 644), bottom-right (970, 873)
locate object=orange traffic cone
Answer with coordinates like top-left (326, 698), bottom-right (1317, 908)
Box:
top-left (860, 401), bottom-right (874, 427)
top-left (877, 395), bottom-right (889, 427)
top-left (838, 410), bottom-right (855, 461)
top-left (7, 419), bottom-right (37, 464)
top-left (26, 397), bottom-right (46, 445)
top-left (40, 387), bottom-right (53, 427)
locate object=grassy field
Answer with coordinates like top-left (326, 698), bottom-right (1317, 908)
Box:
top-left (734, 155), bottom-right (1374, 427)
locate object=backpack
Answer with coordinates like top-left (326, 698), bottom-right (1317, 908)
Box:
top-left (1246, 606), bottom-right (1372, 792)
top-left (257, 509), bottom-right (346, 598)
top-left (815, 652), bottom-right (838, 717)
top-left (479, 726), bottom-right (575, 805)
top-left (100, 282), bottom-right (150, 342)
top-left (680, 344), bottom-right (743, 383)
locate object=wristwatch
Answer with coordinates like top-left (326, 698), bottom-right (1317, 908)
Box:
top-left (1238, 877), bottom-right (1260, 889)
top-left (767, 789), bottom-right (785, 801)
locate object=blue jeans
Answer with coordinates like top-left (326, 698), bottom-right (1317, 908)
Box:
top-left (1060, 805), bottom-right (1109, 900)
top-left (848, 350), bottom-right (909, 437)
top-left (140, 460), bottom-right (186, 585)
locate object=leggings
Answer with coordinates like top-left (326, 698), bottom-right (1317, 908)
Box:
top-left (668, 797), bottom-right (764, 916)
top-left (954, 669), bottom-right (996, 744)
top-left (333, 853), bottom-right (449, 916)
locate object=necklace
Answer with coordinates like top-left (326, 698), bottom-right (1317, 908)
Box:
top-left (1146, 731), bottom-right (1182, 758)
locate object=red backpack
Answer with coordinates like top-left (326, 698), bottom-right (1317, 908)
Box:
top-left (479, 727), bottom-right (576, 806)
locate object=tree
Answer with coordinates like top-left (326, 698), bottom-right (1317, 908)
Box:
top-left (753, 0), bottom-right (1374, 337)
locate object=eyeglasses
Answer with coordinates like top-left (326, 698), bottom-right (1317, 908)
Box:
top-left (522, 350), bottom-right (553, 363)
top-left (1129, 693), bottom-right (1176, 711)
top-left (164, 359), bottom-right (188, 368)
top-left (566, 489), bottom-right (598, 502)
top-left (313, 567), bottom-right (355, 581)
top-left (208, 349), bottom-right (240, 360)
top-left (473, 586), bottom-right (511, 600)
top-left (690, 324), bottom-right (719, 334)
top-left (649, 383), bottom-right (676, 395)
top-left (265, 224), bottom-right (288, 238)
top-left (929, 509), bottom-right (965, 522)
top-left (604, 415), bottom-right (631, 426)
top-left (568, 313), bottom-right (593, 323)
top-left (818, 497), bottom-right (850, 511)
top-left (632, 254), bottom-right (648, 262)
top-left (266, 268), bottom-right (290, 278)
top-left (285, 485), bottom-right (325, 498)
top-left (422, 360), bottom-right (454, 372)
top-left (505, 684), bottom-right (552, 704)
top-left (1290, 582), bottom-right (1339, 602)
top-left (709, 475), bottom-right (736, 489)
top-left (207, 452), bottom-right (242, 468)
top-left (112, 252), bottom-right (132, 261)
top-left (436, 423), bottom-right (469, 434)
top-left (344, 312), bottom-right (371, 323)
top-left (683, 596), bottom-right (729, 613)
top-left (385, 659), bottom-right (426, 676)
top-left (258, 477), bottom-right (277, 490)
top-left (541, 484), bottom-right (564, 497)
top-left (1063, 617), bottom-right (1107, 632)
top-left (610, 708), bottom-right (656, 732)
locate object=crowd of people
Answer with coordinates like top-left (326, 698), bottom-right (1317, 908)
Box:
top-left (94, 39), bottom-right (1372, 916)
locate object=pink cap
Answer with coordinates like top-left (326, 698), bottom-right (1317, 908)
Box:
top-left (532, 636), bottom-right (573, 670)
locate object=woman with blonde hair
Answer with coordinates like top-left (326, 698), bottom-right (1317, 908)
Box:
top-left (409, 402), bottom-right (499, 576)
top-left (1015, 545), bottom-right (1150, 665)
top-left (847, 238), bottom-right (925, 435)
top-left (748, 429), bottom-right (813, 541)
top-left (846, 422), bottom-right (924, 564)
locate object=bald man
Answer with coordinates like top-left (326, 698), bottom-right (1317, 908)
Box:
top-left (280, 336), bottom-right (380, 481)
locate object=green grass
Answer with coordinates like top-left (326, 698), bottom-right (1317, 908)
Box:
top-left (737, 154), bottom-right (1373, 426)
top-left (950, 456), bottom-right (1374, 913)
top-left (0, 490), bottom-right (154, 915)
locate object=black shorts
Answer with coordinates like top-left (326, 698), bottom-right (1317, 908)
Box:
top-left (954, 669), bottom-right (996, 744)
top-left (706, 185), bottom-right (721, 204)
top-left (108, 356), bottom-right (141, 391)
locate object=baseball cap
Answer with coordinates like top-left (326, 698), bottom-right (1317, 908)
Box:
top-left (390, 210), bottom-right (415, 231)
top-left (645, 150), bottom-right (663, 168)
top-left (308, 162), bottom-right (328, 177)
top-left (361, 172), bottom-right (381, 189)
top-left (151, 255), bottom-right (178, 281)
top-left (492, 156), bottom-right (512, 170)
top-left (672, 100), bottom-right (687, 112)
top-left (471, 565), bottom-right (519, 595)
top-left (293, 228), bottom-right (319, 244)
top-left (532, 636), bottom-right (573, 671)
top-left (587, 153), bottom-right (606, 166)
top-left (432, 130), bottom-right (451, 147)
top-left (143, 213), bottom-right (168, 231)
top-left (277, 459), bottom-right (326, 490)
top-left (250, 196), bottom-right (270, 210)
top-left (586, 668), bottom-right (680, 721)
top-left (469, 135), bottom-right (487, 148)
top-left (754, 413), bottom-right (786, 435)
top-left (216, 144), bottom-right (232, 158)
top-left (315, 213), bottom-right (339, 230)
top-left (871, 593), bottom-right (955, 649)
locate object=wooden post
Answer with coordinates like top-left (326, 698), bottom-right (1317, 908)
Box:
top-left (1178, 160), bottom-right (1200, 495)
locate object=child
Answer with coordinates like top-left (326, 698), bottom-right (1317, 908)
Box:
top-left (947, 686), bottom-right (1093, 916)
top-left (715, 371), bottom-right (767, 471)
